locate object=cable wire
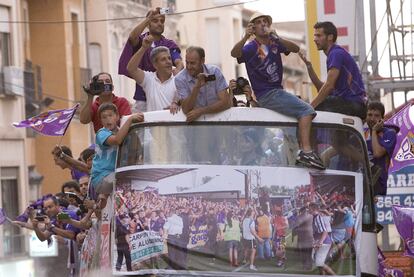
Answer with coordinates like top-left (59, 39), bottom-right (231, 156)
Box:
top-left (0, 0), bottom-right (259, 24)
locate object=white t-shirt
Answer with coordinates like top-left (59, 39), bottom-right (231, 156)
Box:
top-left (140, 71), bottom-right (177, 112)
top-left (242, 217), bottom-right (255, 240)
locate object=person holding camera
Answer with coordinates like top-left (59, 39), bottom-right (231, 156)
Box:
top-left (126, 34), bottom-right (179, 113)
top-left (79, 72), bottom-right (131, 133)
top-left (231, 13), bottom-right (325, 170)
top-left (118, 7), bottom-right (183, 113)
top-left (229, 77), bottom-right (258, 107)
top-left (175, 46), bottom-right (231, 122)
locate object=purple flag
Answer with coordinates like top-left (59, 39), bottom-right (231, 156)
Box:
top-left (378, 247), bottom-right (404, 277)
top-left (13, 104), bottom-right (79, 136)
top-left (385, 103), bottom-right (414, 173)
top-left (0, 208), bottom-right (7, 225)
top-left (392, 205), bottom-right (414, 258)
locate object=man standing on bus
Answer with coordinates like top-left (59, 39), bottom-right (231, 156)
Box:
top-left (118, 7), bottom-right (183, 112)
top-left (231, 13), bottom-right (325, 170)
top-left (299, 21), bottom-right (367, 120)
top-left (175, 46), bottom-right (232, 122)
top-left (365, 101), bottom-right (397, 196)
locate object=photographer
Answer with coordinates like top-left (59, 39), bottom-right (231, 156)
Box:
top-left (175, 46), bottom-right (231, 122)
top-left (79, 72), bottom-right (131, 133)
top-left (229, 77), bottom-right (258, 107)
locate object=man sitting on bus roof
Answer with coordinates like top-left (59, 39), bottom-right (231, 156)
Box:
top-left (175, 46), bottom-right (232, 122)
top-left (126, 34), bottom-right (180, 113)
top-left (299, 21), bottom-right (367, 120)
top-left (231, 12), bottom-right (325, 170)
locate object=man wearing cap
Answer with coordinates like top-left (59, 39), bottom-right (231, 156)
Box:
top-left (299, 21), bottom-right (367, 120)
top-left (118, 8), bottom-right (183, 112)
top-left (231, 13), bottom-right (325, 170)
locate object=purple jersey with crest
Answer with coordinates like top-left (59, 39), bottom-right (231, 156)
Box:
top-left (237, 38), bottom-right (288, 99)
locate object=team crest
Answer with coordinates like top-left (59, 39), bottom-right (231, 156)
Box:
top-left (394, 131), bottom-right (414, 162)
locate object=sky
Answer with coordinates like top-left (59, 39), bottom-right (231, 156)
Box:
top-left (244, 0), bottom-right (305, 22)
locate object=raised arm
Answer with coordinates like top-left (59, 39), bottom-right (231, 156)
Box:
top-left (105, 113), bottom-right (144, 146)
top-left (298, 51), bottom-right (324, 91)
top-left (127, 35), bottom-right (154, 84)
top-left (231, 22), bottom-right (254, 58)
top-left (129, 8), bottom-right (159, 47)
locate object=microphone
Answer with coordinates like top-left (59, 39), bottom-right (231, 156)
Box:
top-left (264, 27), bottom-right (280, 41)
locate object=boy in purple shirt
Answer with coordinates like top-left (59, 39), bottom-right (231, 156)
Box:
top-left (300, 21), bottom-right (367, 120)
top-left (118, 8), bottom-right (183, 112)
top-left (365, 102), bottom-right (397, 196)
top-left (231, 13), bottom-right (325, 170)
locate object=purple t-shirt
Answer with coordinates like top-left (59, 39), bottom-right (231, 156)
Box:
top-left (118, 32), bottom-right (181, 101)
top-left (237, 38), bottom-right (288, 99)
top-left (365, 126), bottom-right (397, 194)
top-left (327, 45), bottom-right (366, 103)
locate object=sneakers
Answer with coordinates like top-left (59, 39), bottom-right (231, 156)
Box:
top-left (249, 265), bottom-right (258, 271)
top-left (296, 150), bottom-right (326, 170)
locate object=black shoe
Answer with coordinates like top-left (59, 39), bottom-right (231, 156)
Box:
top-left (296, 151), bottom-right (326, 170)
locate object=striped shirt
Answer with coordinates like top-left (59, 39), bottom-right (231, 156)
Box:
top-left (312, 214), bottom-right (332, 244)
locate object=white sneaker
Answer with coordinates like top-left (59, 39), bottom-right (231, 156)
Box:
top-left (249, 265), bottom-right (258, 271)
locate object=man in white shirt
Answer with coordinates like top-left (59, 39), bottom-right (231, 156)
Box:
top-left (163, 208), bottom-right (184, 269)
top-left (242, 208), bottom-right (263, 271)
top-left (127, 34), bottom-right (179, 113)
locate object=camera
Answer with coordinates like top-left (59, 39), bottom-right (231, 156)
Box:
top-left (204, 74), bottom-right (216, 82)
top-left (159, 7), bottom-right (170, 15)
top-left (233, 77), bottom-right (250, 95)
top-left (83, 76), bottom-right (113, 95)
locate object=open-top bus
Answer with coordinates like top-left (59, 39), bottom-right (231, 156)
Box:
top-left (101, 107), bottom-right (377, 276)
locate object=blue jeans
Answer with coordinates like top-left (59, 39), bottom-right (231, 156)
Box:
top-left (257, 238), bottom-right (271, 259)
top-left (258, 89), bottom-right (316, 119)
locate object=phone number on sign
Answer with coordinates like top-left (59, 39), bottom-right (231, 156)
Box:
top-left (375, 194), bottom-right (414, 224)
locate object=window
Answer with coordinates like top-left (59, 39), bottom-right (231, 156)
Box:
top-left (1, 167), bottom-right (24, 256)
top-left (88, 43), bottom-right (102, 77)
top-left (0, 6), bottom-right (11, 67)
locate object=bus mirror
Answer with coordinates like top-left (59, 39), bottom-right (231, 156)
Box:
top-left (342, 118), bottom-right (355, 125)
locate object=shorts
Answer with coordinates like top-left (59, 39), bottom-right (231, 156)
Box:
top-left (242, 238), bottom-right (256, 249)
top-left (226, 240), bottom-right (240, 250)
top-left (313, 243), bottom-right (331, 267)
top-left (95, 172), bottom-right (115, 195)
top-left (315, 96), bottom-right (367, 120)
top-left (258, 89), bottom-right (316, 119)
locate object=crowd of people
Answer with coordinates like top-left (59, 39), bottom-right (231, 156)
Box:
top-left (8, 5), bottom-right (397, 276)
top-left (112, 181), bottom-right (357, 274)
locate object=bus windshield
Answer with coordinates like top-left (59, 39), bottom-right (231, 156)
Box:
top-left (119, 123), bottom-right (367, 172)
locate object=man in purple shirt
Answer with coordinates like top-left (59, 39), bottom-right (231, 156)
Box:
top-left (300, 21), bottom-right (367, 120)
top-left (231, 13), bottom-right (325, 170)
top-left (118, 8), bottom-right (183, 112)
top-left (365, 102), bottom-right (397, 196)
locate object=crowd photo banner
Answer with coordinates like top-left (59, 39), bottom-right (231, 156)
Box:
top-left (111, 165), bottom-right (362, 276)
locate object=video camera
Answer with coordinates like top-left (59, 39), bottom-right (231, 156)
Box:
top-left (233, 77), bottom-right (250, 95)
top-left (83, 75), bottom-right (113, 96)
